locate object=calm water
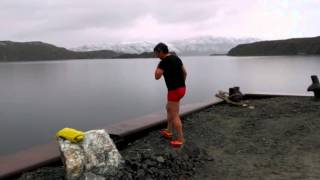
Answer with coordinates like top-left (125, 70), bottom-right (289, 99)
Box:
top-left (0, 56), bottom-right (319, 155)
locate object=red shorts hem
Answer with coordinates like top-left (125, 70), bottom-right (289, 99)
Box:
top-left (167, 87), bottom-right (186, 102)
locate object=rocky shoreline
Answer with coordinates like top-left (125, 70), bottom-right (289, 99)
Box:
top-left (16, 96), bottom-right (320, 180)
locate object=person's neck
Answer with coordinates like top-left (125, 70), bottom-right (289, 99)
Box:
top-left (163, 53), bottom-right (171, 58)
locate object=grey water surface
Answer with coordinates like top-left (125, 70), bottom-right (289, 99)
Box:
top-left (0, 55), bottom-right (319, 155)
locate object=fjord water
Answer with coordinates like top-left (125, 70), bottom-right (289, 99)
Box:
top-left (0, 56), bottom-right (319, 155)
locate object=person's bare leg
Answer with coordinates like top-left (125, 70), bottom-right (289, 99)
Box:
top-left (166, 103), bottom-right (173, 133)
top-left (167, 101), bottom-right (184, 142)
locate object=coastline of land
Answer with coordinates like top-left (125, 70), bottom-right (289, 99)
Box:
top-left (2, 36), bottom-right (320, 62)
top-left (228, 36), bottom-right (320, 56)
top-left (0, 41), bottom-right (154, 62)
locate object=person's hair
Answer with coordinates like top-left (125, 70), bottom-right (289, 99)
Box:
top-left (153, 42), bottom-right (169, 54)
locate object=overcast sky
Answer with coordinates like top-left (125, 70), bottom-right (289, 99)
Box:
top-left (0, 0), bottom-right (319, 48)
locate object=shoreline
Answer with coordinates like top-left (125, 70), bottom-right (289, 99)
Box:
top-left (16, 96), bottom-right (320, 179)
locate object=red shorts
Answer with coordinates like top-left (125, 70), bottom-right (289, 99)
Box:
top-left (167, 87), bottom-right (186, 102)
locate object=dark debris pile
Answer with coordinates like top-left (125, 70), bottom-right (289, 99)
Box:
top-left (108, 142), bottom-right (209, 180)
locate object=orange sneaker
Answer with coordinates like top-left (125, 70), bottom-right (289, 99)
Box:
top-left (170, 140), bottom-right (183, 148)
top-left (160, 129), bottom-right (173, 139)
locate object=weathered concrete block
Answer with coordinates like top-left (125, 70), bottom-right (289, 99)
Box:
top-left (57, 129), bottom-right (123, 180)
top-left (58, 138), bottom-right (85, 180)
top-left (82, 130), bottom-right (123, 176)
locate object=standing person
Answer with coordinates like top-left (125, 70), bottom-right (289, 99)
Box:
top-left (154, 42), bottom-right (187, 148)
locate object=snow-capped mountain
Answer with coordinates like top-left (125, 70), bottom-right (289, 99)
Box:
top-left (171, 36), bottom-right (259, 55)
top-left (71, 36), bottom-right (259, 56)
top-left (73, 41), bottom-right (155, 54)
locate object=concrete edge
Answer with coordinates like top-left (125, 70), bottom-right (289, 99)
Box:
top-left (245, 92), bottom-right (312, 98)
top-left (0, 141), bottom-right (60, 180)
top-left (106, 99), bottom-right (221, 138)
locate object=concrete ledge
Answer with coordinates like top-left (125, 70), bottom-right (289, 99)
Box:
top-left (106, 99), bottom-right (220, 138)
top-left (0, 141), bottom-right (60, 179)
top-left (0, 99), bottom-right (221, 179)
top-left (245, 92), bottom-right (312, 98)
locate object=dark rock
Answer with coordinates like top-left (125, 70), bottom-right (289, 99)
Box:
top-left (207, 157), bottom-right (215, 161)
top-left (136, 169), bottom-right (145, 178)
top-left (156, 156), bottom-right (165, 163)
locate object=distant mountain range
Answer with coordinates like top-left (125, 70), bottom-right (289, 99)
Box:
top-left (0, 41), bottom-right (121, 61)
top-left (4, 36), bottom-right (318, 62)
top-left (228, 36), bottom-right (320, 56)
top-left (0, 36), bottom-right (259, 61)
top-left (72, 36), bottom-right (259, 56)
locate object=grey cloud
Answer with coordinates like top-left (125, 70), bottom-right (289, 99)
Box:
top-left (0, 0), bottom-right (221, 35)
top-left (1, 1), bottom-right (150, 35)
top-left (144, 1), bottom-right (220, 24)
top-left (0, 0), bottom-right (319, 47)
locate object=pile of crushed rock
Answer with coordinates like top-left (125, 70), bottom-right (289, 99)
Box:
top-left (18, 133), bottom-right (209, 180)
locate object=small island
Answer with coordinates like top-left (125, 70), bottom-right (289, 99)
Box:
top-left (228, 36), bottom-right (320, 56)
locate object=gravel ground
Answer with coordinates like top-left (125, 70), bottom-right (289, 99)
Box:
top-left (16, 96), bottom-right (320, 180)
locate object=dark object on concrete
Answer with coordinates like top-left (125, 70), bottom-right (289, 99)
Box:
top-left (216, 91), bottom-right (249, 107)
top-left (307, 75), bottom-right (320, 99)
top-left (229, 86), bottom-right (243, 102)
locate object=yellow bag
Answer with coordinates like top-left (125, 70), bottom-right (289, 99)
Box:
top-left (56, 128), bottom-right (85, 143)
